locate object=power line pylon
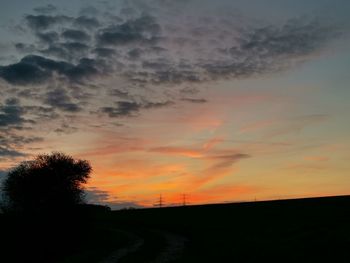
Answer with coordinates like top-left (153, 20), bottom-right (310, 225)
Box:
top-left (154, 194), bottom-right (163, 208)
top-left (182, 194), bottom-right (187, 206)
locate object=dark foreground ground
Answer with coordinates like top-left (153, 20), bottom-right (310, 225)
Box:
top-left (1, 195), bottom-right (350, 263)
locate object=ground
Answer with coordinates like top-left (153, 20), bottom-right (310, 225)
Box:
top-left (1, 195), bottom-right (350, 262)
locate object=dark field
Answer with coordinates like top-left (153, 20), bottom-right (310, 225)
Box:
top-left (1, 195), bottom-right (350, 263)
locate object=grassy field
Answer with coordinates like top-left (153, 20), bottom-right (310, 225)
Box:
top-left (107, 195), bottom-right (350, 263)
top-left (1, 195), bottom-right (350, 262)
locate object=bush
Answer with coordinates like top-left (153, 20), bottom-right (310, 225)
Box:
top-left (1, 152), bottom-right (91, 213)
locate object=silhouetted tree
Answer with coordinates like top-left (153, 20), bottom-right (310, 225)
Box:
top-left (1, 152), bottom-right (91, 213)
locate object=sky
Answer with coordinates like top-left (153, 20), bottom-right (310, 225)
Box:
top-left (0, 0), bottom-right (349, 209)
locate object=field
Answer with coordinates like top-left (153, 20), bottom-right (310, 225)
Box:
top-left (1, 195), bottom-right (350, 262)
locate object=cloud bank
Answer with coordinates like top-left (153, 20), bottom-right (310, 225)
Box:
top-left (0, 0), bottom-right (343, 158)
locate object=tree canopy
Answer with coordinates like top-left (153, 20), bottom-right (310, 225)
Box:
top-left (1, 152), bottom-right (91, 212)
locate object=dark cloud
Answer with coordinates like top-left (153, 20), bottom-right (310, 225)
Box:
top-left (110, 89), bottom-right (132, 99)
top-left (93, 47), bottom-right (117, 57)
top-left (4, 5), bottom-right (340, 91)
top-left (36, 31), bottom-right (59, 43)
top-left (136, 59), bottom-right (202, 84)
top-left (0, 55), bottom-right (101, 85)
top-left (74, 16), bottom-right (100, 29)
top-left (86, 186), bottom-right (144, 209)
top-left (102, 101), bottom-right (141, 117)
top-left (62, 29), bottom-right (91, 42)
top-left (6, 8), bottom-right (338, 92)
top-left (15, 43), bottom-right (36, 53)
top-left (0, 169), bottom-right (7, 178)
top-left (0, 146), bottom-right (25, 158)
top-left (101, 100), bottom-right (173, 117)
top-left (0, 98), bottom-right (25, 128)
top-left (64, 57), bottom-right (101, 80)
top-left (96, 15), bottom-right (161, 46)
top-left (85, 187), bottom-right (111, 203)
top-left (0, 59), bottom-right (52, 85)
top-left (0, 130), bottom-right (42, 160)
top-left (203, 18), bottom-right (339, 79)
top-left (25, 15), bottom-right (72, 31)
top-left (128, 48), bottom-right (143, 59)
top-left (45, 88), bottom-right (81, 112)
top-left (237, 19), bottom-right (336, 58)
top-left (61, 42), bottom-right (90, 56)
top-left (0, 133), bottom-right (43, 148)
top-left (149, 69), bottom-right (202, 84)
top-left (40, 45), bottom-right (69, 60)
top-left (143, 100), bottom-right (174, 109)
top-left (54, 123), bottom-right (78, 134)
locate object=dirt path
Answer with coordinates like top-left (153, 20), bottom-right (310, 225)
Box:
top-left (99, 228), bottom-right (187, 263)
top-left (98, 229), bottom-right (144, 263)
top-left (149, 230), bottom-right (187, 263)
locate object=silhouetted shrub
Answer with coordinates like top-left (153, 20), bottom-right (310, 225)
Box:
top-left (1, 152), bottom-right (91, 213)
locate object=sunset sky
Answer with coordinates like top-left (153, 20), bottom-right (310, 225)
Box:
top-left (0, 0), bottom-right (349, 209)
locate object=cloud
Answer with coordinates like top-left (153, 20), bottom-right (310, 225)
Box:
top-left (0, 98), bottom-right (25, 128)
top-left (143, 101), bottom-right (174, 109)
top-left (61, 42), bottom-right (90, 56)
top-left (0, 55), bottom-right (101, 85)
top-left (149, 141), bottom-right (251, 190)
top-left (202, 18), bottom-right (339, 78)
top-left (0, 169), bottom-right (7, 178)
top-left (85, 187), bottom-right (111, 203)
top-left (0, 133), bottom-right (43, 148)
top-left (101, 100), bottom-right (173, 118)
top-left (74, 16), bottom-right (100, 29)
top-left (102, 101), bottom-right (141, 117)
top-left (237, 19), bottom-right (335, 58)
top-left (45, 88), bottom-right (81, 112)
top-left (181, 98), bottom-right (207, 103)
top-left (0, 170), bottom-right (8, 194)
top-left (36, 31), bottom-right (60, 43)
top-left (149, 145), bottom-right (251, 168)
top-left (0, 2), bottom-right (343, 145)
top-left (93, 47), bottom-right (117, 58)
top-left (96, 15), bottom-right (161, 46)
top-left (85, 187), bottom-right (143, 209)
top-left (206, 153), bottom-right (251, 169)
top-left (61, 29), bottom-right (91, 42)
top-left (0, 130), bottom-right (42, 160)
top-left (33, 4), bottom-right (57, 14)
top-left (15, 43), bottom-right (36, 53)
top-left (25, 15), bottom-right (72, 31)
top-left (2, 8), bottom-right (339, 91)
top-left (0, 59), bottom-right (52, 85)
top-left (0, 147), bottom-right (25, 158)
